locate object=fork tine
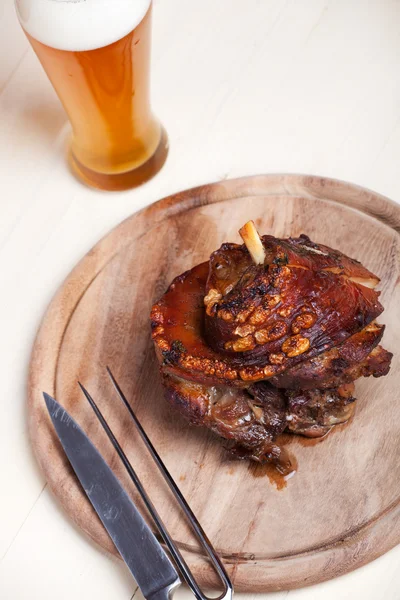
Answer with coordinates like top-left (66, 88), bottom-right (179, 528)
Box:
top-left (106, 368), bottom-right (233, 599)
top-left (78, 382), bottom-right (229, 600)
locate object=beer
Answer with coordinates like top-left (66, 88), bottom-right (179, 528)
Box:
top-left (16, 0), bottom-right (167, 191)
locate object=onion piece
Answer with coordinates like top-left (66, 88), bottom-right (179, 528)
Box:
top-left (348, 276), bottom-right (380, 289)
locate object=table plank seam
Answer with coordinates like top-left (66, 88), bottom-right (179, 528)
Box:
top-left (0, 482), bottom-right (47, 563)
top-left (0, 48), bottom-right (29, 98)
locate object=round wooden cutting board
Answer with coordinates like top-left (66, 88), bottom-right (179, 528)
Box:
top-left (28, 175), bottom-right (400, 592)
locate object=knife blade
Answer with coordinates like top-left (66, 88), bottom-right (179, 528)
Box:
top-left (43, 392), bottom-right (181, 600)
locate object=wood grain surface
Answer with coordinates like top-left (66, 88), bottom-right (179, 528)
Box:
top-left (28, 175), bottom-right (400, 592)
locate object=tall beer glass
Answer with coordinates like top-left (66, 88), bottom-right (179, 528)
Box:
top-left (15, 0), bottom-right (168, 191)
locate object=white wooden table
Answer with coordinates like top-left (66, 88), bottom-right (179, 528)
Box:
top-left (1, 0), bottom-right (400, 598)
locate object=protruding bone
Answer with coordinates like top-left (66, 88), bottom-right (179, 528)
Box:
top-left (239, 220), bottom-right (266, 265)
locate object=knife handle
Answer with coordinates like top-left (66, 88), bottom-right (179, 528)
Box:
top-left (148, 582), bottom-right (179, 600)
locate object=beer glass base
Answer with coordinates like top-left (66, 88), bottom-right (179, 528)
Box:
top-left (69, 127), bottom-right (169, 192)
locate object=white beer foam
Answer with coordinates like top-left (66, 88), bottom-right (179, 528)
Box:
top-left (16, 0), bottom-right (152, 52)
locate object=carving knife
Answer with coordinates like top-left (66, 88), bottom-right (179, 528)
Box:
top-left (43, 393), bottom-right (181, 600)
